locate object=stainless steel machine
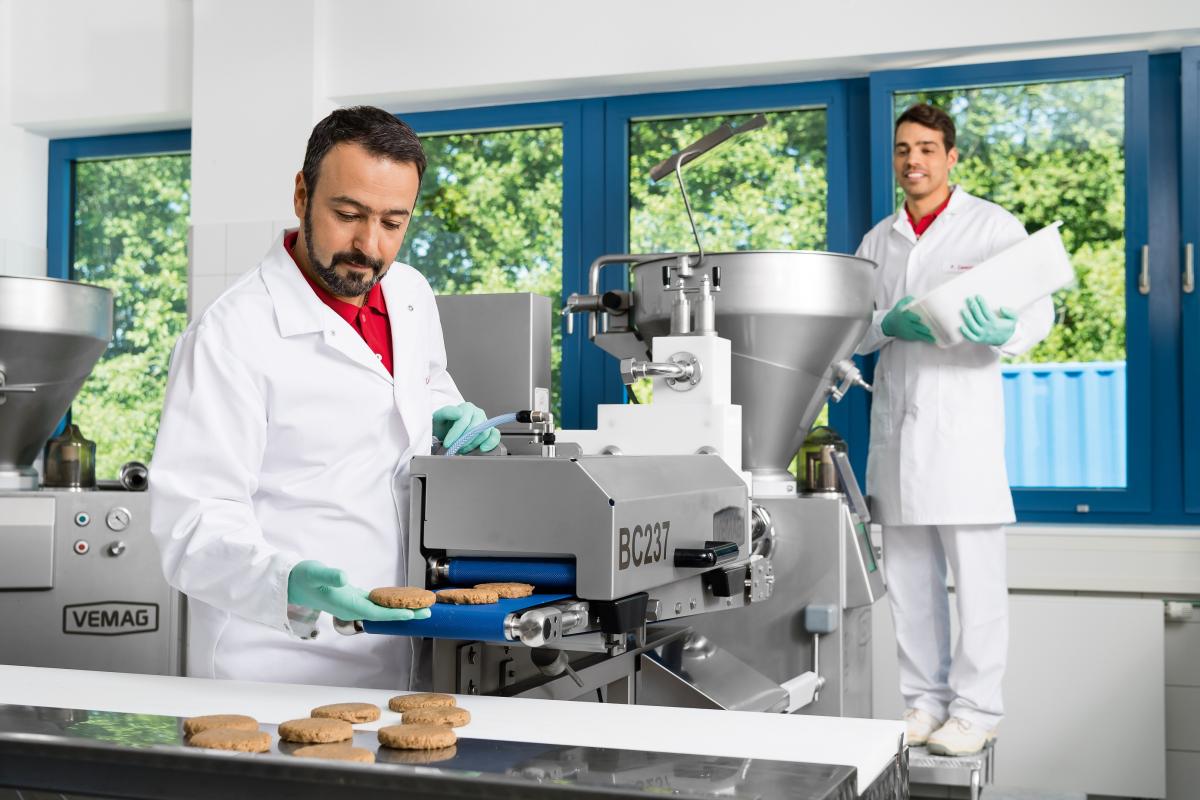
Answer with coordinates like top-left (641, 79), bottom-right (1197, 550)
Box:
top-left (0, 275), bottom-right (182, 675)
top-left (340, 116), bottom-right (885, 717)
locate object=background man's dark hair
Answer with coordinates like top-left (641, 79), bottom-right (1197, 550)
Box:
top-left (895, 103), bottom-right (957, 151)
top-left (302, 106), bottom-right (427, 196)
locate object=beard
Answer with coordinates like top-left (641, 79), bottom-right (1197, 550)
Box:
top-left (303, 204), bottom-right (388, 297)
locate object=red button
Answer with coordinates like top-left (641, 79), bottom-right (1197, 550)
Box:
top-left (73, 540), bottom-right (89, 555)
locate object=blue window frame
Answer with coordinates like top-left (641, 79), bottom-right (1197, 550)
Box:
top-left (1182, 47), bottom-right (1200, 514)
top-left (47, 130), bottom-right (191, 279)
top-left (867, 53), bottom-right (1168, 520)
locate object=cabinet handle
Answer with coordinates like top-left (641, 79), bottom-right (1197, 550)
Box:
top-left (1185, 242), bottom-right (1195, 295)
top-left (1138, 244), bottom-right (1150, 295)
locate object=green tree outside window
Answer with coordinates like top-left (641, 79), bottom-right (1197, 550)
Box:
top-left (895, 79), bottom-right (1126, 364)
top-left (71, 155), bottom-right (191, 479)
top-left (399, 128), bottom-right (564, 421)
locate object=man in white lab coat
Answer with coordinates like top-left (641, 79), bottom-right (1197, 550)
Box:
top-left (150, 107), bottom-right (500, 689)
top-left (855, 104), bottom-right (1054, 755)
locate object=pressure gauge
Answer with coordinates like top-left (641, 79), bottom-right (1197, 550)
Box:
top-left (105, 506), bottom-right (131, 532)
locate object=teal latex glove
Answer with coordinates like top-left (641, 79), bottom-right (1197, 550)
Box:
top-left (432, 402), bottom-right (501, 454)
top-left (960, 295), bottom-right (1017, 346)
top-left (881, 296), bottom-right (935, 344)
top-left (287, 561), bottom-right (432, 622)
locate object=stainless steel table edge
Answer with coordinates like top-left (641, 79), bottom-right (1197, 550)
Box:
top-left (0, 703), bottom-right (870, 800)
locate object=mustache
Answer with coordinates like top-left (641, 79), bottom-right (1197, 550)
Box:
top-left (330, 250), bottom-right (385, 272)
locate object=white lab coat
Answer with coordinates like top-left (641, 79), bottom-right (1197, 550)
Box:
top-left (855, 188), bottom-right (1054, 525)
top-left (150, 230), bottom-right (461, 689)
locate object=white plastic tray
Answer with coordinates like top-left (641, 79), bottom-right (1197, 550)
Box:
top-left (910, 221), bottom-right (1073, 347)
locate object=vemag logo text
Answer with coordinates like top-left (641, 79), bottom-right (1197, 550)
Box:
top-left (63, 601), bottom-right (159, 636)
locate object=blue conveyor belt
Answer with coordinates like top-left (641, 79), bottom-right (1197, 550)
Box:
top-left (446, 557), bottom-right (575, 590)
top-left (363, 593), bottom-right (571, 642)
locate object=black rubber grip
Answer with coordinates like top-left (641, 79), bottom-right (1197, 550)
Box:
top-left (673, 541), bottom-right (740, 569)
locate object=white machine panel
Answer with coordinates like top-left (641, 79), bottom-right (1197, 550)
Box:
top-left (0, 496), bottom-right (54, 589)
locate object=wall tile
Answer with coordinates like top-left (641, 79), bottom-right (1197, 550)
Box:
top-left (189, 274), bottom-right (226, 321)
top-left (224, 220), bottom-right (273, 278)
top-left (189, 223), bottom-right (226, 277)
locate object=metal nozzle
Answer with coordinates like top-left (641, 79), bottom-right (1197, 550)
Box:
top-left (828, 359), bottom-right (872, 402)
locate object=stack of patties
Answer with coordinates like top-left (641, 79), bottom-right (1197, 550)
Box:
top-left (276, 701), bottom-right (381, 763)
top-left (183, 714), bottom-right (271, 753)
top-left (377, 692), bottom-right (468, 759)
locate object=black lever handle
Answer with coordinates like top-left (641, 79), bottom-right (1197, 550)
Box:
top-left (674, 540), bottom-right (739, 569)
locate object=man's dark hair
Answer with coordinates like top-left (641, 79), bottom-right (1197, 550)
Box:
top-left (895, 103), bottom-right (957, 151)
top-left (301, 106), bottom-right (427, 195)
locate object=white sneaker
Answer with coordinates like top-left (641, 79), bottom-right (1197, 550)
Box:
top-left (902, 708), bottom-right (945, 747)
top-left (926, 717), bottom-right (996, 756)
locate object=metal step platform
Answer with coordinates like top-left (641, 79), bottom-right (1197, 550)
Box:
top-left (909, 740), bottom-right (995, 800)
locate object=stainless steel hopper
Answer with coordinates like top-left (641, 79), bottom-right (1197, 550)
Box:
top-left (0, 276), bottom-right (113, 489)
top-left (629, 251), bottom-right (876, 482)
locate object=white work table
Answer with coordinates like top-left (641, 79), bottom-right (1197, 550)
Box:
top-left (0, 665), bottom-right (904, 797)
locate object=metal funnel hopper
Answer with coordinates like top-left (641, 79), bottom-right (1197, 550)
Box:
top-left (631, 251), bottom-right (876, 479)
top-left (0, 276), bottom-right (113, 489)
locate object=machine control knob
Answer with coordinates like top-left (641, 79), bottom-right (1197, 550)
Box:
top-left (105, 507), bottom-right (131, 532)
top-left (73, 540), bottom-right (89, 555)
top-left (108, 541), bottom-right (127, 557)
top-left (74, 511), bottom-right (91, 527)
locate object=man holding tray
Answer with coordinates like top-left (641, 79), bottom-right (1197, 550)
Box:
top-left (854, 103), bottom-right (1055, 755)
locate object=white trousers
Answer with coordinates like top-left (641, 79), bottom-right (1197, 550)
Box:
top-left (882, 524), bottom-right (1008, 729)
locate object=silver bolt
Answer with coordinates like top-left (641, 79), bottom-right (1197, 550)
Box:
top-left (689, 598), bottom-right (697, 610)
top-left (674, 601), bottom-right (683, 615)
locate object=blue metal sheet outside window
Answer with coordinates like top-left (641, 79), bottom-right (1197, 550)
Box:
top-left (1003, 361), bottom-right (1126, 488)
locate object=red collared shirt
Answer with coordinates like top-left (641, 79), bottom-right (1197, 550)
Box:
top-left (285, 231), bottom-right (394, 375)
top-left (905, 189), bottom-right (953, 238)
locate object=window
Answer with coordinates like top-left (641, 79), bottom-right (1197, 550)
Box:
top-left (629, 109), bottom-right (828, 253)
top-left (398, 125), bottom-right (565, 419)
top-left (49, 132), bottom-right (191, 479)
top-left (1183, 47), bottom-right (1200, 513)
top-left (894, 78), bottom-right (1128, 488)
top-left (870, 53), bottom-right (1156, 517)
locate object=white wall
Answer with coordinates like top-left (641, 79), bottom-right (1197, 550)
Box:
top-left (323, 1), bottom-right (1200, 112)
top-left (0, 0), bottom-right (47, 278)
top-left (1, 0), bottom-right (190, 280)
top-left (9, 0), bottom-right (191, 138)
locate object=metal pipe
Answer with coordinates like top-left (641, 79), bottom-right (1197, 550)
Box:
top-left (619, 358), bottom-right (693, 385)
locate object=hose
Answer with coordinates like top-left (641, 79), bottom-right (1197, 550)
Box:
top-left (445, 412), bottom-right (517, 455)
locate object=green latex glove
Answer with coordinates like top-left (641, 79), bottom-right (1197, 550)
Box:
top-left (432, 402), bottom-right (501, 454)
top-left (960, 295), bottom-right (1017, 346)
top-left (287, 561), bottom-right (432, 622)
top-left (881, 296), bottom-right (935, 344)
